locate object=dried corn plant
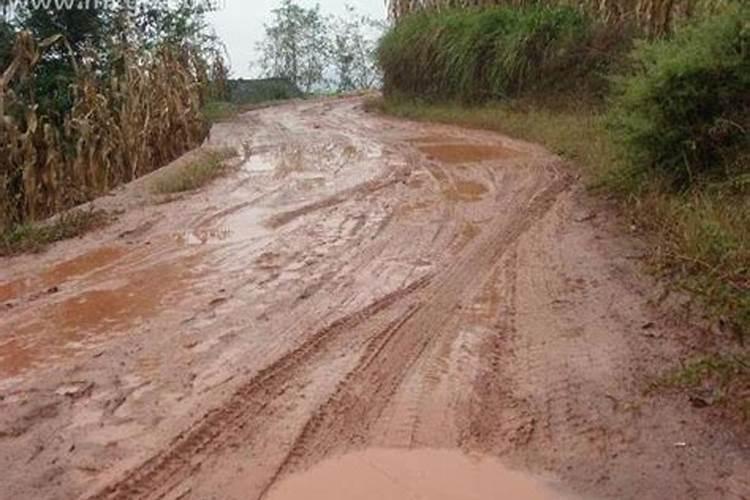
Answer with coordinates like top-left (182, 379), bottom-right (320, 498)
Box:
top-left (0, 30), bottom-right (216, 230)
top-left (386, 0), bottom-right (733, 35)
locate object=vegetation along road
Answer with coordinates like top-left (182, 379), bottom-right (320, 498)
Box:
top-left (0, 97), bottom-right (747, 499)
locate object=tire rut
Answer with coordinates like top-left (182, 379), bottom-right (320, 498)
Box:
top-left (89, 275), bottom-right (432, 500)
top-left (256, 167), bottom-right (572, 495)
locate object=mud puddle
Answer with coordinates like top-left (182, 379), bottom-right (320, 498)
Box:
top-left (265, 449), bottom-right (571, 500)
top-left (0, 246), bottom-right (128, 303)
top-left (444, 181), bottom-right (489, 203)
top-left (242, 151), bottom-right (277, 174)
top-left (419, 144), bottom-right (519, 164)
top-left (0, 256), bottom-right (196, 377)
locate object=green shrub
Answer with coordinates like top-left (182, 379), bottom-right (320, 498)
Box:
top-left (377, 6), bottom-right (605, 102)
top-left (609, 6), bottom-right (750, 186)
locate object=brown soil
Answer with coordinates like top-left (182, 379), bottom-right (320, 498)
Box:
top-left (0, 97), bottom-right (747, 500)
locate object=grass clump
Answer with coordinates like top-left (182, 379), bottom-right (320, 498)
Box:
top-left (377, 6), bottom-right (613, 102)
top-left (201, 100), bottom-right (240, 123)
top-left (608, 5), bottom-right (750, 187)
top-left (659, 353), bottom-right (750, 420)
top-left (150, 149), bottom-right (236, 195)
top-left (0, 209), bottom-right (109, 256)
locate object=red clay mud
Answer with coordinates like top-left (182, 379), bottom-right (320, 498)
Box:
top-left (419, 143), bottom-right (519, 164)
top-left (264, 449), bottom-right (570, 500)
top-left (0, 97), bottom-right (747, 500)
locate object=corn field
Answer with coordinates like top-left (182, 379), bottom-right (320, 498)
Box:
top-left (386, 0), bottom-right (733, 35)
top-left (0, 31), bottom-right (216, 230)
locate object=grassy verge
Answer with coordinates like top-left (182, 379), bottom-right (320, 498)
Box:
top-left (367, 96), bottom-right (622, 181)
top-left (150, 148), bottom-right (236, 195)
top-left (201, 100), bottom-right (241, 123)
top-left (370, 95), bottom-right (749, 417)
top-left (200, 98), bottom-right (307, 124)
top-left (0, 209), bottom-right (110, 257)
top-left (657, 353), bottom-right (750, 421)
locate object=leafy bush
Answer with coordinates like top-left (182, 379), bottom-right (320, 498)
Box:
top-left (377, 6), bottom-right (606, 101)
top-left (609, 5), bottom-right (750, 186)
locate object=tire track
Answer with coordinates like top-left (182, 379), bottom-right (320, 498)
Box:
top-left (256, 168), bottom-right (572, 494)
top-left (89, 275), bottom-right (432, 500)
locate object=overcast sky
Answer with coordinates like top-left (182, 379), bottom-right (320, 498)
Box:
top-left (207, 0), bottom-right (387, 78)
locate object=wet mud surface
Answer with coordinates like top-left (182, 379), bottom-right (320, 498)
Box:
top-left (0, 97), bottom-right (748, 500)
top-left (264, 449), bottom-right (569, 500)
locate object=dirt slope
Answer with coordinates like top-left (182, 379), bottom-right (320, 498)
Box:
top-left (0, 98), bottom-right (747, 500)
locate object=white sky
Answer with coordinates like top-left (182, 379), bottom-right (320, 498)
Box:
top-left (207, 0), bottom-right (387, 78)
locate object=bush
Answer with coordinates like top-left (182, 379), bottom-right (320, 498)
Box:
top-left (377, 6), bottom-right (606, 102)
top-left (609, 5), bottom-right (750, 186)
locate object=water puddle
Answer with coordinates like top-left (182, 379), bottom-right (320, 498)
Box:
top-left (420, 144), bottom-right (519, 164)
top-left (44, 247), bottom-right (127, 284)
top-left (176, 208), bottom-right (273, 246)
top-left (444, 181), bottom-right (489, 203)
top-left (0, 281), bottom-right (21, 303)
top-left (266, 449), bottom-right (570, 500)
top-left (0, 246), bottom-right (128, 303)
top-left (242, 151), bottom-right (277, 173)
top-left (408, 135), bottom-right (455, 145)
top-left (0, 256), bottom-right (196, 377)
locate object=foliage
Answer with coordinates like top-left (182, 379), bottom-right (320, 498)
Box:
top-left (256, 1), bottom-right (383, 92)
top-left (660, 353), bottom-right (750, 421)
top-left (608, 5), bottom-right (750, 186)
top-left (0, 30), bottom-right (217, 231)
top-left (0, 0), bottom-right (229, 233)
top-left (386, 0), bottom-right (734, 37)
top-left (330, 6), bottom-right (384, 92)
top-left (257, 0), bottom-right (331, 92)
top-left (201, 100), bottom-right (239, 123)
top-left (377, 5), bottom-right (602, 101)
top-left (228, 77), bottom-right (302, 105)
top-left (0, 18), bottom-right (13, 69)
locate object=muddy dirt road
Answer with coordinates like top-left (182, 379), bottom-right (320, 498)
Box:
top-left (1, 98), bottom-right (748, 499)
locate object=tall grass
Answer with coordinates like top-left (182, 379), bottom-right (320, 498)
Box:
top-left (0, 30), bottom-right (216, 231)
top-left (387, 0), bottom-right (733, 36)
top-left (378, 6), bottom-right (615, 101)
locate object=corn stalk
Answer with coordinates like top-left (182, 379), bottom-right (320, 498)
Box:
top-left (0, 31), bottom-right (212, 230)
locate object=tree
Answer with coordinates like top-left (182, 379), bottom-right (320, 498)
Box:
top-left (256, 1), bottom-right (385, 93)
top-left (132, 0), bottom-right (219, 51)
top-left (330, 5), bottom-right (384, 92)
top-left (257, 0), bottom-right (331, 92)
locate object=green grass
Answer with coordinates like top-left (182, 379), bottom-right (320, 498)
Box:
top-left (366, 96), bottom-right (623, 181)
top-left (0, 209), bottom-right (110, 256)
top-left (658, 353), bottom-right (750, 420)
top-left (201, 101), bottom-right (241, 123)
top-left (150, 149), bottom-right (236, 195)
top-left (377, 5), bottom-right (619, 102)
